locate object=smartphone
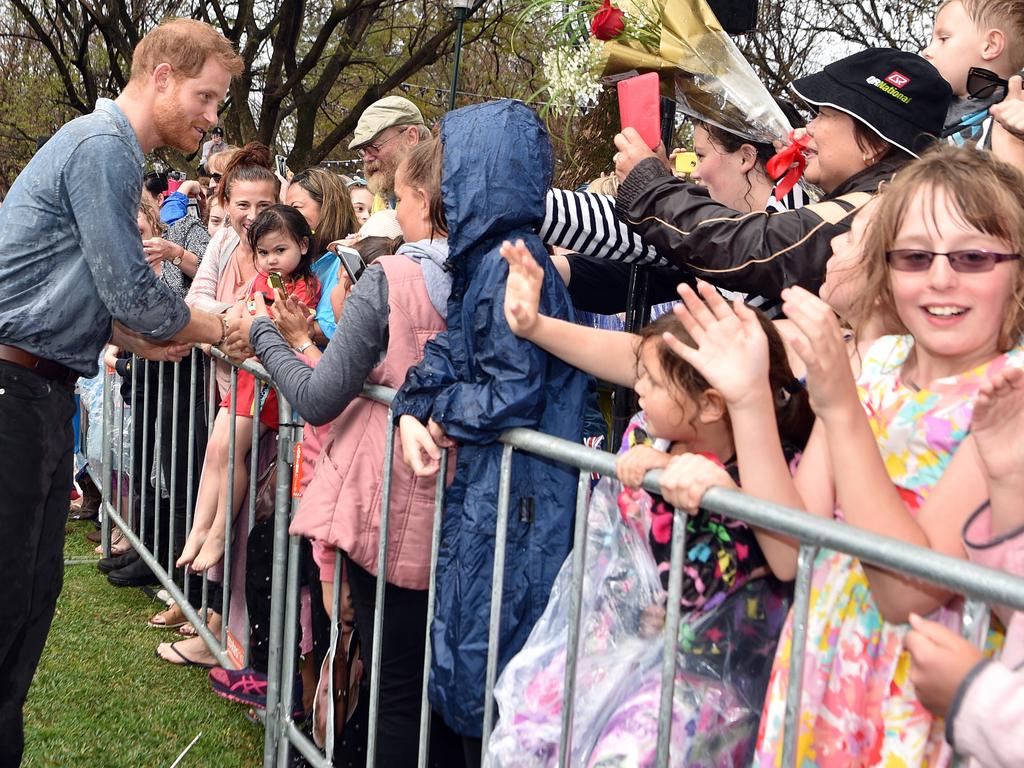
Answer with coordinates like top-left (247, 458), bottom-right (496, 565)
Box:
top-left (617, 72), bottom-right (661, 150)
top-left (267, 271), bottom-right (286, 294)
top-left (336, 245), bottom-right (366, 284)
top-left (275, 154), bottom-right (288, 177)
top-left (675, 151), bottom-right (698, 174)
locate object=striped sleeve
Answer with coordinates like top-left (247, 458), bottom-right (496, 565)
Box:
top-left (540, 188), bottom-right (666, 267)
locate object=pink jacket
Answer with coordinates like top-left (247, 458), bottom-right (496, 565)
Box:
top-left (289, 255), bottom-right (450, 590)
top-left (949, 502), bottom-right (1024, 768)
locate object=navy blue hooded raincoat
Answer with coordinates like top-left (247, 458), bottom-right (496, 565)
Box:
top-left (390, 100), bottom-right (589, 737)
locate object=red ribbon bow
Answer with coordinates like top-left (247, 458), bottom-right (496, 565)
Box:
top-left (766, 131), bottom-right (810, 200)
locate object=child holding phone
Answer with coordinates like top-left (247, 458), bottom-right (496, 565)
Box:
top-left (178, 204), bottom-right (319, 572)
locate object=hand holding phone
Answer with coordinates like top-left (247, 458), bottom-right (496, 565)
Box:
top-left (267, 271), bottom-right (286, 293)
top-left (674, 151), bottom-right (698, 174)
top-left (275, 155), bottom-right (288, 177)
top-left (617, 73), bottom-right (661, 150)
top-left (335, 245), bottom-right (367, 284)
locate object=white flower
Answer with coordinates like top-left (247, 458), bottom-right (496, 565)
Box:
top-left (542, 38), bottom-right (605, 114)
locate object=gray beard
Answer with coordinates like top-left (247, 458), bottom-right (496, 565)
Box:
top-left (366, 168), bottom-right (395, 199)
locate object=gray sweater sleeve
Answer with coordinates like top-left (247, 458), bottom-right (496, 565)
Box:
top-left (249, 265), bottom-right (390, 426)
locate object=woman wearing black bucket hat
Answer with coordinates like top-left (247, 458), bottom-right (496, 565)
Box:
top-left (611, 48), bottom-right (952, 299)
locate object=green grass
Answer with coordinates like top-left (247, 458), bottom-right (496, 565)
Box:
top-left (22, 521), bottom-right (264, 767)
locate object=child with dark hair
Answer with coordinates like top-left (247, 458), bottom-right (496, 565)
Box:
top-left (178, 204), bottom-right (319, 572)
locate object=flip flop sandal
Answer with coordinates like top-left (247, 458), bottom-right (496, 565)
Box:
top-left (156, 640), bottom-right (216, 669)
top-left (148, 604), bottom-right (188, 630)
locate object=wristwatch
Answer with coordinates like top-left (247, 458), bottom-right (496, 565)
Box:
top-left (171, 249), bottom-right (183, 267)
top-left (297, 341), bottom-right (314, 354)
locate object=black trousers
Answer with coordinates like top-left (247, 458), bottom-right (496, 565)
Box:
top-left (0, 362), bottom-right (76, 768)
top-left (246, 518), bottom-right (329, 675)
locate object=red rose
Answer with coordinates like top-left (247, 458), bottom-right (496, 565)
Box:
top-left (591, 0), bottom-right (625, 40)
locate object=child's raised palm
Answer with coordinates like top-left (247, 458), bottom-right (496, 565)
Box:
top-left (500, 239), bottom-right (543, 337)
top-left (972, 367), bottom-right (1024, 482)
top-left (663, 281), bottom-right (770, 407)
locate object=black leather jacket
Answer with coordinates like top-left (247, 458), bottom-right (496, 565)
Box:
top-left (615, 156), bottom-right (907, 299)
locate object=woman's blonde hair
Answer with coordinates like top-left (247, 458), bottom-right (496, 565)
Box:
top-left (399, 136), bottom-right (446, 238)
top-left (139, 199), bottom-right (165, 238)
top-left (852, 143), bottom-right (1024, 350)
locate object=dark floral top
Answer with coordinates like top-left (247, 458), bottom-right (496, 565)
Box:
top-left (617, 412), bottom-right (772, 612)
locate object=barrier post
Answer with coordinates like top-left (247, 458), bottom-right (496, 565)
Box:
top-left (416, 449), bottom-right (449, 768)
top-left (481, 445), bottom-right (515, 760)
top-left (366, 415), bottom-right (397, 767)
top-left (99, 365), bottom-right (113, 558)
top-left (781, 544), bottom-right (818, 767)
top-left (654, 508), bottom-right (690, 767)
top-left (263, 397), bottom-right (296, 767)
top-left (556, 469), bottom-right (592, 768)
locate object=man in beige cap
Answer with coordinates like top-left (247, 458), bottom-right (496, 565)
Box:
top-left (349, 95), bottom-right (429, 207)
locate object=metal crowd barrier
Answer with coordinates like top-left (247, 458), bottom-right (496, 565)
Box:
top-left (82, 350), bottom-right (1024, 768)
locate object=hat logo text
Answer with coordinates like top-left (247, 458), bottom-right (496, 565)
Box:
top-left (866, 75), bottom-right (913, 105)
top-left (885, 71), bottom-right (911, 88)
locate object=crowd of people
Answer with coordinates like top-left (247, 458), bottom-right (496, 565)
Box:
top-left (2, 2), bottom-right (1024, 766)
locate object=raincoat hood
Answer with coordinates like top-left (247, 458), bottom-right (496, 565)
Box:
top-left (440, 100), bottom-right (553, 261)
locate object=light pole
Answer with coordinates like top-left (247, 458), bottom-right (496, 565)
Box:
top-left (448, 0), bottom-right (472, 111)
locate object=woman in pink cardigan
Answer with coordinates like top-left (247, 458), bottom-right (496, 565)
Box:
top-left (907, 366), bottom-right (1024, 768)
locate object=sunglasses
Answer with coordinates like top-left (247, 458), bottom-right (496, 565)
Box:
top-left (345, 175), bottom-right (368, 188)
top-left (209, 173), bottom-right (223, 183)
top-left (966, 67), bottom-right (1009, 100)
top-left (886, 249), bottom-right (1021, 273)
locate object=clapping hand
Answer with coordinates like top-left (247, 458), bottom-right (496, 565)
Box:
top-left (971, 366), bottom-right (1024, 483)
top-left (778, 286), bottom-right (858, 417)
top-left (273, 291), bottom-right (314, 348)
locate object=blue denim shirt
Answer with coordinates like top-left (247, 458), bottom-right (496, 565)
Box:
top-left (0, 99), bottom-right (191, 376)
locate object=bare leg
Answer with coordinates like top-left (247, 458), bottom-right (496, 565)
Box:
top-left (191, 415), bottom-right (261, 572)
top-left (177, 408), bottom-right (228, 567)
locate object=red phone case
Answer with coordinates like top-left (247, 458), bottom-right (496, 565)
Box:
top-left (617, 72), bottom-right (661, 150)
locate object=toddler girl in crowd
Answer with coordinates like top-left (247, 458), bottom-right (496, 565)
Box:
top-left (659, 143), bottom-right (1024, 766)
top-left (487, 239), bottom-right (812, 766)
top-left (179, 205), bottom-right (320, 572)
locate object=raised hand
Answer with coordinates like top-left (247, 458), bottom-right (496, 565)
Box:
top-left (658, 452), bottom-right (737, 515)
top-left (779, 285), bottom-right (859, 417)
top-left (500, 239), bottom-right (545, 338)
top-left (661, 281), bottom-right (770, 408)
top-left (613, 127), bottom-right (658, 181)
top-left (972, 366), bottom-right (1024, 483)
top-left (990, 75), bottom-right (1024, 141)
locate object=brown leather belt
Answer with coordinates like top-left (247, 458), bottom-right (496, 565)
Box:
top-left (0, 344), bottom-right (78, 386)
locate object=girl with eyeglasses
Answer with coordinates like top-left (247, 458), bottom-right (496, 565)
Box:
top-left (655, 143), bottom-right (1024, 766)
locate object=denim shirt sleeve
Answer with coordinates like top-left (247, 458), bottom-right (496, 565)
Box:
top-left (64, 135), bottom-right (190, 340)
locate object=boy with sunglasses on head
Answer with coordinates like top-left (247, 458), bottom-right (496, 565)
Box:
top-left (922, 0), bottom-right (1024, 147)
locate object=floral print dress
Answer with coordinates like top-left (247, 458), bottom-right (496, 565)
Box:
top-left (754, 335), bottom-right (1023, 768)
